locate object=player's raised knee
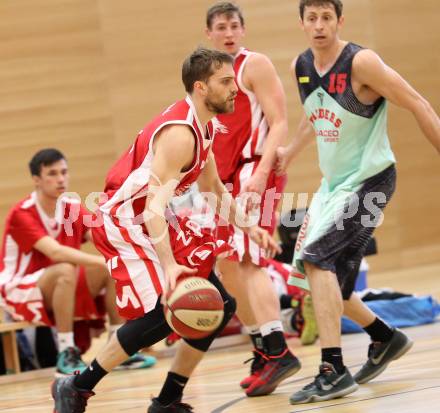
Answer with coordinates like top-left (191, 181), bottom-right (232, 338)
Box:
top-left (54, 262), bottom-right (77, 283)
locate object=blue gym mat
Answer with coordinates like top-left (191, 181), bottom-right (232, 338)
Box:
top-left (342, 295), bottom-right (440, 333)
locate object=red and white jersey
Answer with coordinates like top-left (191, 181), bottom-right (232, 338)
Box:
top-left (168, 215), bottom-right (232, 279)
top-left (92, 210), bottom-right (232, 319)
top-left (0, 192), bottom-right (89, 298)
top-left (266, 259), bottom-right (304, 298)
top-left (100, 96), bottom-right (215, 223)
top-left (213, 48), bottom-right (269, 182)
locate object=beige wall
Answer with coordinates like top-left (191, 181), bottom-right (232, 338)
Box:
top-left (1, 0), bottom-right (439, 270)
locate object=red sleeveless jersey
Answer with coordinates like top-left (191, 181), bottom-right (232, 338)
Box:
top-left (100, 96), bottom-right (214, 222)
top-left (0, 193), bottom-right (88, 282)
top-left (213, 48), bottom-right (269, 182)
top-left (0, 193), bottom-right (104, 327)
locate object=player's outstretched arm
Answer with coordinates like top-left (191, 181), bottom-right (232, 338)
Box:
top-left (34, 236), bottom-right (105, 267)
top-left (241, 53), bottom-right (288, 196)
top-left (354, 49), bottom-right (440, 154)
top-left (145, 125), bottom-right (197, 292)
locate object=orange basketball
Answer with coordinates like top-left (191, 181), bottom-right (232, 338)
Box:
top-left (164, 277), bottom-right (224, 339)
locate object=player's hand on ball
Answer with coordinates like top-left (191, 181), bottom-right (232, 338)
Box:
top-left (162, 263), bottom-right (197, 302)
top-left (248, 225), bottom-right (281, 258)
top-left (164, 277), bottom-right (224, 339)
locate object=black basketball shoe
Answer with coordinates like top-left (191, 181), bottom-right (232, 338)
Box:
top-left (290, 362), bottom-right (358, 404)
top-left (52, 375), bottom-right (95, 413)
top-left (147, 397), bottom-right (194, 413)
top-left (354, 328), bottom-right (413, 384)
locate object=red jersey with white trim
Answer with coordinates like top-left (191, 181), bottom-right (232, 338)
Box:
top-left (0, 192), bottom-right (89, 296)
top-left (213, 48), bottom-right (269, 182)
top-left (100, 96), bottom-right (215, 222)
top-left (266, 259), bottom-right (304, 297)
top-left (168, 215), bottom-right (232, 279)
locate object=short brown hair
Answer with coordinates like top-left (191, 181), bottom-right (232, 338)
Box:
top-left (182, 47), bottom-right (233, 93)
top-left (299, 0), bottom-right (343, 20)
top-left (29, 148), bottom-right (66, 176)
top-left (206, 2), bottom-right (244, 29)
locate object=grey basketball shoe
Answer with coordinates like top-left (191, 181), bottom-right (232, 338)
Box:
top-left (290, 362), bottom-right (358, 404)
top-left (354, 328), bottom-right (413, 384)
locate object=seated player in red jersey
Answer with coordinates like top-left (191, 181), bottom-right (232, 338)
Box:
top-left (0, 148), bottom-right (155, 375)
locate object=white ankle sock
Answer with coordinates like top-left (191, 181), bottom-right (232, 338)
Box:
top-left (244, 325), bottom-right (260, 335)
top-left (260, 320), bottom-right (284, 337)
top-left (57, 332), bottom-right (75, 353)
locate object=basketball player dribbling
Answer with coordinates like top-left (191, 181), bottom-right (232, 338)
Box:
top-left (51, 47), bottom-right (280, 413)
top-left (276, 0), bottom-right (440, 404)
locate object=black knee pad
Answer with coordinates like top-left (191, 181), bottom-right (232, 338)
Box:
top-left (117, 298), bottom-right (172, 356)
top-left (184, 272), bottom-right (237, 352)
top-left (223, 293), bottom-right (237, 322)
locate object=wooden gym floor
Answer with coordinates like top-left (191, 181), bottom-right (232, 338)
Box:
top-left (0, 263), bottom-right (439, 413)
top-left (0, 1), bottom-right (438, 412)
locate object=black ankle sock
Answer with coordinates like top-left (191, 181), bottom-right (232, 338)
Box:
top-left (74, 359), bottom-right (108, 391)
top-left (280, 294), bottom-right (301, 310)
top-left (321, 347), bottom-right (345, 374)
top-left (291, 309), bottom-right (302, 332)
top-left (280, 295), bottom-right (293, 309)
top-left (157, 372), bottom-right (189, 405)
top-left (263, 331), bottom-right (287, 356)
top-left (364, 317), bottom-right (393, 342)
top-left (250, 332), bottom-right (264, 353)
